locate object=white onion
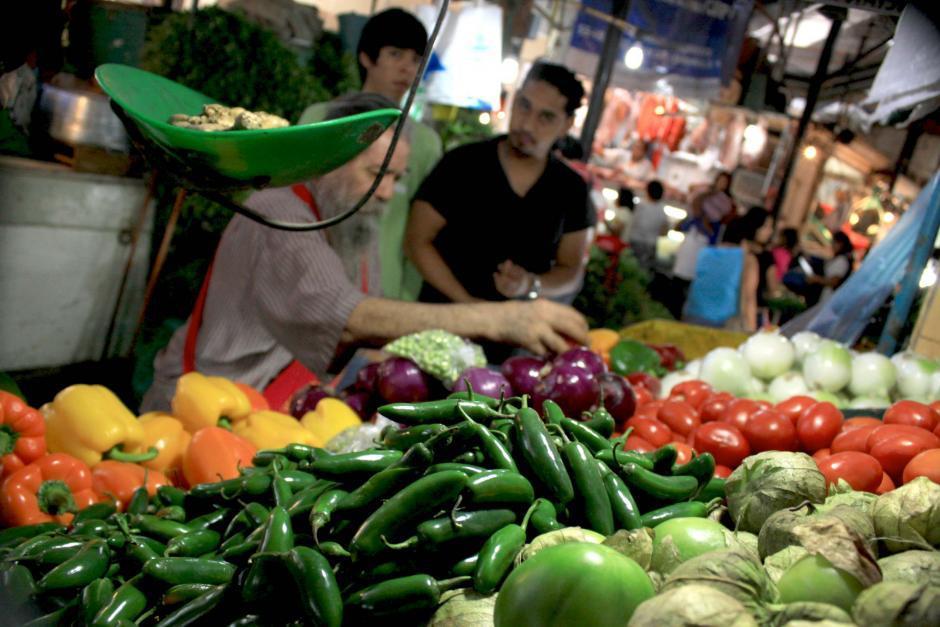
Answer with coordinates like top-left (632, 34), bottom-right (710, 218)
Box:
top-left (892, 352), bottom-right (939, 400)
top-left (848, 352), bottom-right (897, 399)
top-left (791, 331), bottom-right (822, 364)
top-left (803, 341), bottom-right (851, 392)
top-left (659, 370), bottom-right (698, 399)
top-left (700, 348), bottom-right (752, 396)
top-left (768, 372), bottom-right (810, 403)
top-left (741, 332), bottom-right (795, 380)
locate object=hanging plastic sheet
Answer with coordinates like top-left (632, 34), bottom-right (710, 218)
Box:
top-left (781, 172), bottom-right (940, 344)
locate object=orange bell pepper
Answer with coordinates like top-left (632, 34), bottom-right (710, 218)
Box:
top-left (182, 426), bottom-right (256, 487)
top-left (235, 383), bottom-right (269, 412)
top-left (0, 390), bottom-right (46, 483)
top-left (587, 328), bottom-right (621, 366)
top-left (0, 453), bottom-right (100, 527)
top-left (171, 373), bottom-right (252, 432)
top-left (127, 413), bottom-right (191, 482)
top-left (91, 460), bottom-right (171, 511)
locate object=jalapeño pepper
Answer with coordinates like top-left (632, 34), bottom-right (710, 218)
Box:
top-left (600, 463), bottom-right (643, 531)
top-left (377, 399), bottom-right (507, 425)
top-left (620, 463), bottom-right (698, 502)
top-left (81, 577), bottom-right (114, 624)
top-left (464, 470), bottom-right (534, 507)
top-left (310, 489), bottom-right (349, 538)
top-left (282, 546), bottom-right (343, 627)
top-left (639, 501), bottom-right (708, 527)
top-left (143, 558), bottom-right (235, 585)
top-left (37, 539), bottom-right (110, 590)
top-left (514, 406), bottom-right (574, 505)
top-left (582, 406), bottom-right (616, 437)
top-left (165, 529), bottom-right (221, 557)
top-left (381, 424), bottom-right (448, 451)
top-left (345, 575), bottom-right (471, 616)
top-left (241, 506), bottom-right (294, 602)
top-left (560, 417), bottom-right (610, 454)
top-left (337, 444), bottom-right (432, 513)
top-left (529, 498), bottom-right (564, 534)
top-left (154, 584), bottom-right (227, 627)
top-left (562, 436), bottom-right (614, 535)
top-left (458, 406), bottom-right (517, 472)
top-left (307, 449), bottom-right (402, 476)
top-left (386, 509), bottom-right (517, 550)
top-left (93, 580), bottom-right (148, 625)
top-left (472, 502), bottom-right (537, 594)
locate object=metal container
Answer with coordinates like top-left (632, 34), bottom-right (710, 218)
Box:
top-left (39, 84), bottom-right (129, 152)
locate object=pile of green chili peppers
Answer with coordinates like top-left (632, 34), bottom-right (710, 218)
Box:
top-left (0, 390), bottom-right (723, 626)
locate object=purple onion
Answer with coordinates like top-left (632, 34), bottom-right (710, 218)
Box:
top-left (352, 362), bottom-right (382, 393)
top-left (452, 367), bottom-right (514, 399)
top-left (376, 357), bottom-right (431, 403)
top-left (532, 364), bottom-right (599, 417)
top-left (554, 347), bottom-right (607, 378)
top-left (342, 390), bottom-right (374, 420)
top-left (501, 356), bottom-right (548, 397)
top-left (288, 384), bottom-right (334, 419)
top-left (597, 372), bottom-right (637, 427)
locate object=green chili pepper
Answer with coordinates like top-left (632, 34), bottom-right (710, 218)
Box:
top-left (135, 515), bottom-right (193, 540)
top-left (189, 473), bottom-right (272, 501)
top-left (155, 506), bottom-right (188, 523)
top-left (337, 444), bottom-right (433, 513)
top-left (278, 470), bottom-right (318, 492)
top-left (541, 399), bottom-right (566, 425)
top-left (81, 577), bottom-right (114, 624)
top-left (272, 472), bottom-right (293, 509)
top-left (446, 390), bottom-right (502, 408)
top-left (13, 534), bottom-right (78, 560)
top-left (645, 444), bottom-right (679, 474)
top-left (489, 418), bottom-right (514, 437)
top-left (600, 463), bottom-right (643, 531)
top-left (452, 450), bottom-right (485, 465)
top-left (582, 406), bottom-right (616, 438)
top-left (126, 486), bottom-right (150, 516)
top-left (73, 502), bottom-right (117, 524)
top-left (144, 557), bottom-right (235, 585)
top-left (37, 539), bottom-right (110, 591)
top-left (287, 482), bottom-right (339, 520)
top-left (187, 507), bottom-right (230, 531)
top-left (156, 486), bottom-right (186, 508)
top-left (639, 501), bottom-right (708, 527)
top-left (451, 554), bottom-right (479, 577)
top-left (283, 443), bottom-right (333, 462)
top-left (124, 535), bottom-right (162, 565)
top-left (69, 518), bottom-right (112, 538)
top-left (386, 509), bottom-right (517, 550)
top-left (309, 489), bottom-right (348, 539)
top-left (595, 447), bottom-right (655, 471)
top-left (93, 580), bottom-right (148, 625)
top-left (620, 463), bottom-right (698, 502)
top-left (2, 563), bottom-right (37, 608)
top-left (529, 498), bottom-right (564, 534)
top-left (425, 462), bottom-right (486, 475)
top-left (350, 470), bottom-right (469, 557)
top-left (377, 399), bottom-right (507, 425)
top-left (162, 583), bottom-right (217, 606)
top-left (307, 449), bottom-right (402, 476)
top-left (345, 574), bottom-right (471, 616)
top-left (241, 506), bottom-right (294, 602)
top-left (219, 527), bottom-right (264, 561)
top-left (318, 541), bottom-right (351, 559)
top-left (0, 522), bottom-right (63, 548)
top-left (693, 476), bottom-right (726, 503)
top-left (560, 417), bottom-right (610, 454)
top-left (250, 449), bottom-right (288, 467)
top-left (22, 601), bottom-right (77, 627)
top-left (458, 405), bottom-right (518, 472)
top-left (33, 538), bottom-right (89, 565)
top-left (472, 502), bottom-right (538, 594)
top-left (514, 406), bottom-right (574, 504)
top-left (381, 424), bottom-right (449, 451)
top-left (282, 546), bottom-right (343, 627)
top-left (672, 452), bottom-right (717, 499)
top-left (165, 529), bottom-right (221, 557)
top-left (562, 437), bottom-right (615, 535)
top-left (154, 584), bottom-right (227, 627)
top-left (464, 470), bottom-right (534, 507)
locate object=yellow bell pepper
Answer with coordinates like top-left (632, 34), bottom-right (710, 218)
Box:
top-left (232, 411), bottom-right (322, 451)
top-left (42, 385), bottom-right (146, 467)
top-left (127, 412), bottom-right (192, 477)
top-left (171, 372), bottom-right (252, 433)
top-left (301, 398), bottom-right (362, 446)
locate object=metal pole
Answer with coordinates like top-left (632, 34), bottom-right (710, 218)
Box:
top-left (771, 7), bottom-right (845, 217)
top-left (877, 178), bottom-right (940, 355)
top-left (579, 0), bottom-right (631, 159)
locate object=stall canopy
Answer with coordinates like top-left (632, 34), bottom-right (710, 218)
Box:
top-left (564, 0), bottom-right (754, 100)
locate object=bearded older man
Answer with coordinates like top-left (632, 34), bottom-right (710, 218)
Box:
top-left (141, 94), bottom-right (588, 411)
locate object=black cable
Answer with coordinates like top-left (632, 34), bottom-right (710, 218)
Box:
top-left (194, 0), bottom-right (450, 232)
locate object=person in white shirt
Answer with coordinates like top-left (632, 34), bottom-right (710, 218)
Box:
top-left (627, 180), bottom-right (668, 268)
top-left (810, 231), bottom-right (854, 302)
top-left (617, 139), bottom-right (654, 189)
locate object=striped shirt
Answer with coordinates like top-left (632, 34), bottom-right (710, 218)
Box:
top-left (140, 185), bottom-right (377, 412)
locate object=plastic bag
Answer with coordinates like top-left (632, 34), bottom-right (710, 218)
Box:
top-left (384, 329), bottom-right (486, 387)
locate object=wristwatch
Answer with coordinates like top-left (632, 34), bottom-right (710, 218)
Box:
top-left (526, 274), bottom-right (542, 300)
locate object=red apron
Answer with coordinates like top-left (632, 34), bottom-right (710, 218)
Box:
top-left (182, 183), bottom-right (367, 410)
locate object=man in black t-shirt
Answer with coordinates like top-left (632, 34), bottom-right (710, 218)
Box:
top-left (405, 62), bottom-right (596, 305)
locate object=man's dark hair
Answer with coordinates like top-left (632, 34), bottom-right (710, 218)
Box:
top-left (781, 228), bottom-right (799, 251)
top-left (833, 231), bottom-right (852, 255)
top-left (724, 206), bottom-right (769, 244)
top-left (555, 135), bottom-right (584, 160)
top-left (356, 9), bottom-right (428, 83)
top-left (617, 186), bottom-right (635, 210)
top-left (646, 180), bottom-right (664, 201)
top-left (523, 62), bottom-right (585, 115)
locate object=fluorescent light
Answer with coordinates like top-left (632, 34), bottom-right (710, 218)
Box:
top-left (866, 224), bottom-right (879, 235)
top-left (624, 45), bottom-right (644, 70)
top-left (479, 112), bottom-right (491, 125)
top-left (849, 213), bottom-right (860, 225)
top-left (883, 212), bottom-right (896, 223)
top-left (501, 57), bottom-right (520, 85)
top-left (664, 205), bottom-right (687, 220)
top-left (602, 187), bottom-right (619, 202)
top-left (803, 145), bottom-right (817, 160)
top-left (667, 230), bottom-right (685, 242)
top-left (654, 105), bottom-right (665, 115)
top-left (604, 208), bottom-right (617, 221)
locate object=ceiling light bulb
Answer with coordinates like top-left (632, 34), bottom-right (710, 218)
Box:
top-left (624, 45), bottom-right (644, 70)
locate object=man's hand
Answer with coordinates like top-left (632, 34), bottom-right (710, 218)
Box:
top-left (493, 260), bottom-right (533, 299)
top-left (493, 299), bottom-right (588, 355)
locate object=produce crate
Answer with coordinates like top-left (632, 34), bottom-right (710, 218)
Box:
top-left (619, 319), bottom-right (749, 361)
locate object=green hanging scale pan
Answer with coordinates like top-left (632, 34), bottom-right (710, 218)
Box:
top-left (95, 64), bottom-right (401, 191)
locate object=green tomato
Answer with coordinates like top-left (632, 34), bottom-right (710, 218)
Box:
top-left (494, 542), bottom-right (654, 627)
top-left (777, 554), bottom-right (864, 613)
top-left (650, 517), bottom-right (730, 573)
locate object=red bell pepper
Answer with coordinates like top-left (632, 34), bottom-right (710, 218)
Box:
top-left (0, 453), bottom-right (100, 526)
top-left (0, 390), bottom-right (46, 483)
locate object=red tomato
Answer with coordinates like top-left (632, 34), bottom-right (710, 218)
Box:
top-left (812, 448), bottom-right (831, 463)
top-left (866, 424), bottom-right (940, 452)
top-left (624, 416), bottom-right (673, 448)
top-left (795, 402), bottom-right (843, 453)
top-left (902, 449), bottom-right (940, 484)
top-left (627, 373), bottom-right (661, 398)
top-left (657, 400), bottom-right (701, 436)
top-left (775, 396), bottom-right (818, 425)
top-left (870, 436), bottom-right (938, 483)
top-left (883, 400), bottom-right (940, 432)
top-left (722, 399), bottom-right (764, 431)
top-left (875, 472), bottom-right (895, 494)
top-left (692, 422), bottom-right (750, 469)
top-left (713, 464), bottom-right (733, 478)
top-left (634, 400), bottom-right (666, 421)
top-left (935, 422), bottom-right (940, 439)
top-left (816, 452), bottom-right (883, 492)
top-left (700, 395), bottom-right (733, 423)
top-left (622, 435), bottom-right (655, 453)
top-left (840, 417), bottom-right (883, 433)
top-left (743, 410), bottom-right (798, 452)
top-left (754, 400), bottom-right (773, 411)
top-left (669, 380), bottom-right (713, 410)
top-left (830, 426), bottom-right (878, 454)
top-left (671, 441), bottom-right (695, 466)
top-left (632, 384), bottom-right (654, 410)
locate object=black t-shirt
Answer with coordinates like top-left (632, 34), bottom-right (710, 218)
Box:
top-left (414, 136), bottom-right (596, 302)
